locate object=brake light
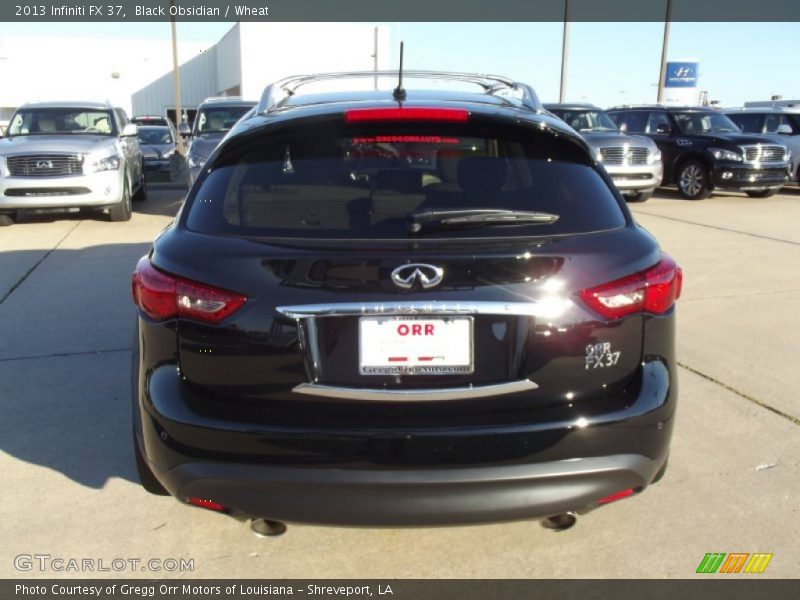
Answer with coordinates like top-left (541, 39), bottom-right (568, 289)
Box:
top-left (344, 107), bottom-right (469, 123)
top-left (579, 254), bottom-right (682, 319)
top-left (187, 497), bottom-right (226, 512)
top-left (132, 256), bottom-right (246, 324)
top-left (597, 488), bottom-right (635, 505)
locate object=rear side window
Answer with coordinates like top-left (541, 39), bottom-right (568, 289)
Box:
top-left (646, 112), bottom-right (671, 134)
top-left (728, 113), bottom-right (764, 133)
top-left (764, 114), bottom-right (795, 134)
top-left (609, 111), bottom-right (648, 133)
top-left (186, 125), bottom-right (625, 240)
top-left (195, 106), bottom-right (253, 134)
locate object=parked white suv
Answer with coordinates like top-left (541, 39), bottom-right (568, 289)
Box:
top-left (0, 101), bottom-right (146, 225)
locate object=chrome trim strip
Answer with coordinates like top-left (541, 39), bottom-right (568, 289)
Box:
top-left (292, 379), bottom-right (538, 402)
top-left (276, 300), bottom-right (570, 319)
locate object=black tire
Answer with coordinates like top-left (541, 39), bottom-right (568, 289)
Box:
top-left (745, 189), bottom-right (779, 198)
top-left (133, 428), bottom-right (170, 495)
top-left (133, 166), bottom-right (148, 202)
top-left (0, 214), bottom-right (14, 227)
top-left (108, 179), bottom-right (132, 221)
top-left (677, 161), bottom-right (712, 200)
top-left (625, 190), bottom-right (653, 203)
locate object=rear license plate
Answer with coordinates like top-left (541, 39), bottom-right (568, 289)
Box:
top-left (359, 316), bottom-right (473, 375)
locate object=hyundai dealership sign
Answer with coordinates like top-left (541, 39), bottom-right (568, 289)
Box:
top-left (665, 62), bottom-right (698, 87)
top-left (663, 59), bottom-right (699, 105)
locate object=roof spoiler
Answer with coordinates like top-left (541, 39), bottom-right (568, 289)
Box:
top-left (256, 71), bottom-right (542, 115)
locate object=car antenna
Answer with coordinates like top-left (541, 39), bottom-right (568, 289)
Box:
top-left (392, 42), bottom-right (407, 102)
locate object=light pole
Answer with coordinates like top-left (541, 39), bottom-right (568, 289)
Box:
top-left (656, 0), bottom-right (673, 104)
top-left (170, 0), bottom-right (184, 154)
top-left (372, 26), bottom-right (379, 90)
top-left (559, 0), bottom-right (570, 103)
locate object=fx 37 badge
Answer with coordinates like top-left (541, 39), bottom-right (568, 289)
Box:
top-left (585, 342), bottom-right (621, 370)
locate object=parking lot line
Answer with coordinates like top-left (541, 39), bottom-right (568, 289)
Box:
top-left (634, 210), bottom-right (800, 246)
top-left (1, 187), bottom-right (799, 578)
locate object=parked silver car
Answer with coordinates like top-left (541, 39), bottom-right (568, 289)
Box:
top-left (0, 101), bottom-right (146, 225)
top-left (545, 104), bottom-right (663, 202)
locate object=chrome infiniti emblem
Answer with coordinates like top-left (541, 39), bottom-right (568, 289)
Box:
top-left (390, 264), bottom-right (444, 290)
top-left (36, 160), bottom-right (54, 169)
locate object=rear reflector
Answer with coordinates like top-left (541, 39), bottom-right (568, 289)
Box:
top-left (597, 488), bottom-right (635, 505)
top-left (579, 254), bottom-right (682, 319)
top-left (344, 107), bottom-right (469, 123)
top-left (132, 256), bottom-right (246, 324)
top-left (187, 497), bottom-right (226, 512)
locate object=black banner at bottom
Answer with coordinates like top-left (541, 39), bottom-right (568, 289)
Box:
top-left (3, 579), bottom-right (800, 600)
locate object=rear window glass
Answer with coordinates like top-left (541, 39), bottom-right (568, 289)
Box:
top-left (185, 125), bottom-right (625, 240)
top-left (195, 106), bottom-right (253, 134)
top-left (727, 113), bottom-right (763, 133)
top-left (608, 111), bottom-right (648, 133)
top-left (764, 113), bottom-right (794, 134)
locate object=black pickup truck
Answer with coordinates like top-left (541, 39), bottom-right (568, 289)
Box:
top-left (606, 105), bottom-right (790, 199)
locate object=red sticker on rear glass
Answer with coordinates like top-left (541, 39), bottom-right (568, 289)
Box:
top-left (351, 136), bottom-right (459, 144)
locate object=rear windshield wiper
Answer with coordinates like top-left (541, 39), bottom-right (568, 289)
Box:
top-left (408, 208), bottom-right (559, 233)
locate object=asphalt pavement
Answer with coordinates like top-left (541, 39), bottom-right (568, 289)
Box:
top-left (0, 185), bottom-right (798, 579)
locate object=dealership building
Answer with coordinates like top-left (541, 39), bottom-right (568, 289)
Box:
top-left (131, 23), bottom-right (390, 119)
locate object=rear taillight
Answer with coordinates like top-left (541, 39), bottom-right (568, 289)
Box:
top-left (597, 488), bottom-right (635, 505)
top-left (580, 254), bottom-right (682, 319)
top-left (344, 107), bottom-right (470, 123)
top-left (132, 256), bottom-right (246, 324)
top-left (187, 497), bottom-right (226, 512)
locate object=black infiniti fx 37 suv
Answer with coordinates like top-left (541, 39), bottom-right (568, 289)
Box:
top-left (131, 72), bottom-right (681, 532)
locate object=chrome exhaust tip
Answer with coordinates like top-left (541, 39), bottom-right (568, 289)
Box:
top-left (250, 518), bottom-right (287, 537)
top-left (540, 512), bottom-right (577, 532)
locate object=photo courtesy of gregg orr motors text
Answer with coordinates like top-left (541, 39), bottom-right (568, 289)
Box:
top-left (16, 584), bottom-right (391, 596)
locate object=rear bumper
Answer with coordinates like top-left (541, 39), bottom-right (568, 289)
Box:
top-left (161, 454), bottom-right (657, 526)
top-left (136, 356), bottom-right (675, 525)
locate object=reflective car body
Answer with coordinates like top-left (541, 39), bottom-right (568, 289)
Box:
top-left (132, 73), bottom-right (681, 527)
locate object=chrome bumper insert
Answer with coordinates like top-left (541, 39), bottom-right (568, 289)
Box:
top-left (292, 379), bottom-right (538, 402)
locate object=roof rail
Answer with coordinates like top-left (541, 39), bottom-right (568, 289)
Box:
top-left (543, 102), bottom-right (599, 109)
top-left (607, 103), bottom-right (669, 109)
top-left (201, 96), bottom-right (246, 104)
top-left (257, 71), bottom-right (542, 114)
